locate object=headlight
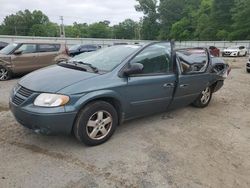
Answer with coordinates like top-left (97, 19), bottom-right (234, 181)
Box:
top-left (34, 93), bottom-right (70, 107)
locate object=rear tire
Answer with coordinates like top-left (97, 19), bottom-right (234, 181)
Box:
top-left (0, 66), bottom-right (11, 81)
top-left (247, 69), bottom-right (250, 73)
top-left (192, 86), bottom-right (212, 108)
top-left (74, 101), bottom-right (118, 146)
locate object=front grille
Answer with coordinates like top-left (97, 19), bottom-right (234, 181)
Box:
top-left (12, 85), bottom-right (34, 106)
top-left (13, 95), bottom-right (25, 106)
top-left (17, 86), bottom-right (33, 98)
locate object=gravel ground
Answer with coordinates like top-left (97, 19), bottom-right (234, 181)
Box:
top-left (0, 57), bottom-right (250, 188)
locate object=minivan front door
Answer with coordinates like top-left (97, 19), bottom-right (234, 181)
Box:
top-left (124, 43), bottom-right (175, 119)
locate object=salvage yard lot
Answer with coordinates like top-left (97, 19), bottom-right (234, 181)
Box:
top-left (0, 57), bottom-right (250, 188)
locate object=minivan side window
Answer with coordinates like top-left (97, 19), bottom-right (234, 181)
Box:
top-left (16, 44), bottom-right (36, 54)
top-left (38, 44), bottom-right (60, 52)
top-left (130, 43), bottom-right (172, 75)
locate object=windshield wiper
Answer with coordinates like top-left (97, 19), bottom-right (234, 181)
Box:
top-left (58, 60), bottom-right (87, 72)
top-left (69, 61), bottom-right (99, 73)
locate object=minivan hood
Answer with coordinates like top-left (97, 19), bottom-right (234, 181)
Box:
top-left (19, 65), bottom-right (98, 93)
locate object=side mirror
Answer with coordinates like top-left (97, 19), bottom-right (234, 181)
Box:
top-left (13, 50), bottom-right (22, 55)
top-left (123, 63), bottom-right (143, 76)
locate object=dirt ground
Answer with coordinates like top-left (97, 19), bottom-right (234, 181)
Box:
top-left (0, 57), bottom-right (250, 188)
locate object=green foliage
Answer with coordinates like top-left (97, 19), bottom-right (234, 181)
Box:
top-left (29, 23), bottom-right (58, 37)
top-left (88, 22), bottom-right (111, 38)
top-left (158, 0), bottom-right (186, 39)
top-left (1, 9), bottom-right (50, 36)
top-left (113, 19), bottom-right (138, 39)
top-left (65, 23), bottom-right (88, 38)
top-left (170, 18), bottom-right (191, 40)
top-left (0, 2), bottom-right (249, 41)
top-left (194, 0), bottom-right (214, 40)
top-left (230, 0), bottom-right (250, 40)
top-left (135, 0), bottom-right (159, 39)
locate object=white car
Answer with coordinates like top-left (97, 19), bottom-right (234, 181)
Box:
top-left (222, 46), bottom-right (248, 57)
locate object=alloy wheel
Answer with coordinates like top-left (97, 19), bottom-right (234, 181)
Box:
top-left (0, 67), bottom-right (9, 80)
top-left (86, 110), bottom-right (113, 140)
top-left (201, 87), bottom-right (211, 104)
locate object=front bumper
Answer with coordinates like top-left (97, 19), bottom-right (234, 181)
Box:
top-left (9, 100), bottom-right (77, 135)
top-left (222, 51), bottom-right (238, 57)
top-left (213, 80), bottom-right (224, 93)
top-left (246, 62), bottom-right (250, 70)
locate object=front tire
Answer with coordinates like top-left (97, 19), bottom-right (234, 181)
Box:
top-left (247, 69), bottom-right (250, 73)
top-left (0, 66), bottom-right (11, 81)
top-left (74, 101), bottom-right (118, 146)
top-left (192, 87), bottom-right (212, 108)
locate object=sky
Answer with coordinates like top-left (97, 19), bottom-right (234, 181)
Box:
top-left (0, 0), bottom-right (143, 25)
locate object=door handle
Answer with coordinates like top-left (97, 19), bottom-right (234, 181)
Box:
top-left (180, 84), bottom-right (189, 88)
top-left (163, 83), bottom-right (174, 88)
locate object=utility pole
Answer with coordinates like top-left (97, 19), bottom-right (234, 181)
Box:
top-left (14, 26), bottom-right (17, 36)
top-left (59, 16), bottom-right (65, 38)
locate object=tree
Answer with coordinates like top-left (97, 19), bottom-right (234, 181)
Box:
top-left (194, 0), bottom-right (214, 40)
top-left (210, 0), bottom-right (235, 40)
top-left (29, 23), bottom-right (59, 37)
top-left (230, 0), bottom-right (250, 40)
top-left (170, 18), bottom-right (191, 40)
top-left (113, 19), bottom-right (138, 39)
top-left (135, 0), bottom-right (159, 40)
top-left (1, 9), bottom-right (50, 36)
top-left (65, 22), bottom-right (89, 38)
top-left (88, 22), bottom-right (111, 38)
top-left (158, 0), bottom-right (185, 39)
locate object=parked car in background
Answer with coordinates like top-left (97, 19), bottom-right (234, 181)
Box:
top-left (69, 44), bottom-right (100, 57)
top-left (209, 46), bottom-right (220, 57)
top-left (9, 42), bottom-right (230, 146)
top-left (113, 42), bottom-right (128, 45)
top-left (0, 41), bottom-right (8, 50)
top-left (0, 40), bottom-right (69, 81)
top-left (246, 57), bottom-right (250, 73)
top-left (222, 45), bottom-right (248, 57)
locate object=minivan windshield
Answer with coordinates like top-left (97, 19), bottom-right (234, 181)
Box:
top-left (69, 45), bottom-right (141, 71)
top-left (0, 43), bottom-right (19, 55)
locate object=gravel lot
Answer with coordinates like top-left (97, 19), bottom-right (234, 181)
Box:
top-left (0, 57), bottom-right (250, 188)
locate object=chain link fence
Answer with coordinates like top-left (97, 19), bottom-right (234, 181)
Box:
top-left (0, 35), bottom-right (149, 47)
top-left (175, 41), bottom-right (250, 52)
top-left (1, 35), bottom-right (250, 53)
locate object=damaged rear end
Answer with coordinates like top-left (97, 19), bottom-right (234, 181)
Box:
top-left (210, 57), bottom-right (231, 92)
top-left (211, 57), bottom-right (231, 79)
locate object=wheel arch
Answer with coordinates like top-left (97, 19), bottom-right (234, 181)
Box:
top-left (71, 91), bottom-right (125, 134)
top-left (0, 63), bottom-right (13, 80)
top-left (83, 96), bottom-right (123, 125)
